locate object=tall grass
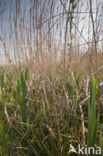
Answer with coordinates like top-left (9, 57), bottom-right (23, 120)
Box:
top-left (0, 0), bottom-right (103, 155)
top-left (0, 66), bottom-right (102, 155)
top-left (16, 71), bottom-right (28, 123)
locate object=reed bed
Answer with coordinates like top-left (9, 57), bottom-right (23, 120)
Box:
top-left (0, 57), bottom-right (103, 155)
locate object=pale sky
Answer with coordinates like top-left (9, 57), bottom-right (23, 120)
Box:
top-left (0, 0), bottom-right (103, 64)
